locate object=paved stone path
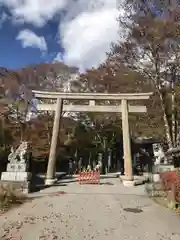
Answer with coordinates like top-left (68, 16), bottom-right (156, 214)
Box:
top-left (0, 177), bottom-right (180, 240)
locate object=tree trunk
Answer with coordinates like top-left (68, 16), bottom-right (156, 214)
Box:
top-left (47, 113), bottom-right (53, 146)
top-left (0, 118), bottom-right (5, 149)
top-left (157, 88), bottom-right (173, 149)
top-left (46, 124), bottom-right (51, 146)
top-left (155, 60), bottom-right (173, 149)
top-left (103, 138), bottom-right (108, 174)
top-left (88, 151), bottom-right (91, 165)
top-left (171, 81), bottom-right (176, 147)
top-left (176, 121), bottom-right (180, 145)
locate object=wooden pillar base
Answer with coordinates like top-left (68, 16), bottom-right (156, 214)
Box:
top-left (121, 176), bottom-right (146, 187)
top-left (122, 180), bottom-right (135, 187)
top-left (121, 175), bottom-right (134, 186)
top-left (121, 175), bottom-right (134, 181)
top-left (45, 178), bottom-right (57, 186)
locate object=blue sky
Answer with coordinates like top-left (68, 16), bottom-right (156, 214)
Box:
top-left (0, 9), bottom-right (63, 69)
top-left (0, 0), bottom-right (176, 71)
top-left (0, 0), bottom-right (120, 71)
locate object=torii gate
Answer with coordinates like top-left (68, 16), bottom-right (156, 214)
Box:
top-left (32, 90), bottom-right (153, 186)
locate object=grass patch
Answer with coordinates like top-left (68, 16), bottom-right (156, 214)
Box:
top-left (0, 184), bottom-right (27, 212)
top-left (145, 182), bottom-right (180, 216)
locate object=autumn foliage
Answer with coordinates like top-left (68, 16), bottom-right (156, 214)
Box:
top-left (2, 4), bottom-right (180, 161)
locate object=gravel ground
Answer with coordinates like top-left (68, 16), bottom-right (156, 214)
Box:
top-left (0, 177), bottom-right (180, 240)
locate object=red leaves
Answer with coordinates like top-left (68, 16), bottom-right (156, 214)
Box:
top-left (50, 191), bottom-right (67, 196)
top-left (160, 171), bottom-right (178, 191)
top-left (159, 170), bottom-right (180, 203)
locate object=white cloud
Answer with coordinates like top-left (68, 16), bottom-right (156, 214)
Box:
top-left (0, 0), bottom-right (68, 27)
top-left (53, 52), bottom-right (63, 62)
top-left (0, 12), bottom-right (9, 27)
top-left (0, 0), bottom-right (125, 69)
top-left (59, 0), bottom-right (123, 70)
top-left (16, 29), bottom-right (47, 52)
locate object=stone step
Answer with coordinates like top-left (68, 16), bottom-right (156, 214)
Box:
top-left (1, 172), bottom-right (31, 181)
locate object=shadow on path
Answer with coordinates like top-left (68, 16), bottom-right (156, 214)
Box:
top-left (28, 191), bottom-right (149, 198)
top-left (57, 174), bottom-right (119, 184)
top-left (31, 172), bottom-right (67, 192)
top-left (31, 174), bottom-right (122, 193)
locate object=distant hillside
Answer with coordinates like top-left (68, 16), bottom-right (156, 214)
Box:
top-left (0, 62), bottom-right (79, 100)
top-left (0, 61), bottom-right (166, 153)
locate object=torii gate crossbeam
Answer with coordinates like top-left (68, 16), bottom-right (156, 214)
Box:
top-left (32, 90), bottom-right (153, 186)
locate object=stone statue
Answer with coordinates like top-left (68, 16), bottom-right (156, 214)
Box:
top-left (2, 141), bottom-right (32, 193)
top-left (10, 146), bottom-right (14, 153)
top-left (19, 148), bottom-right (27, 163)
top-left (8, 146), bottom-right (15, 163)
top-left (8, 141), bottom-right (30, 164)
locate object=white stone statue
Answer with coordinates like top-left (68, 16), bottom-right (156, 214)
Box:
top-left (8, 141), bottom-right (29, 164)
top-left (11, 146), bottom-right (14, 153)
top-left (153, 143), bottom-right (165, 165)
top-left (19, 149), bottom-right (26, 163)
top-left (8, 146), bottom-right (15, 163)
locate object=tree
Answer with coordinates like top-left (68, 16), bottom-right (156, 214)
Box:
top-left (109, 5), bottom-right (180, 148)
top-left (0, 102), bottom-right (13, 150)
top-left (6, 83), bottom-right (34, 141)
top-left (125, 0), bottom-right (179, 18)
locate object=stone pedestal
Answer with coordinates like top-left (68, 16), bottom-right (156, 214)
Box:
top-left (1, 163), bottom-right (31, 193)
top-left (152, 173), bottom-right (160, 182)
top-left (152, 164), bottom-right (174, 173)
top-left (120, 175), bottom-right (146, 187)
top-left (0, 142), bottom-right (32, 194)
top-left (143, 164), bottom-right (175, 183)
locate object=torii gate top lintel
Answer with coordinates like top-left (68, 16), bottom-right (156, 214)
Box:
top-left (32, 90), bottom-right (153, 100)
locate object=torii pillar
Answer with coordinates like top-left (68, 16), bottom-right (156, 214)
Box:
top-left (121, 99), bottom-right (133, 185)
top-left (45, 98), bottom-right (63, 185)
